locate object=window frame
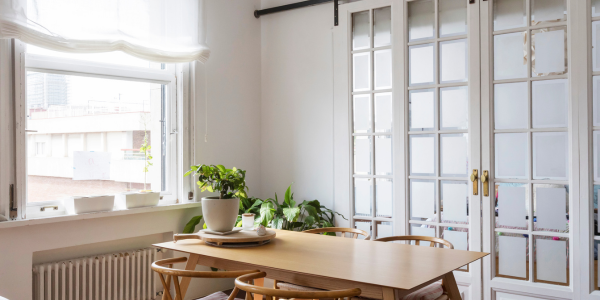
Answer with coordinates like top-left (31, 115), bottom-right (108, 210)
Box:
top-left (9, 39), bottom-right (189, 220)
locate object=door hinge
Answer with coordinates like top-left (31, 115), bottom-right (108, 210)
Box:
top-left (9, 184), bottom-right (17, 220)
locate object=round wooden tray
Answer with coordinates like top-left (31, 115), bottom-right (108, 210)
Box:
top-left (199, 229), bottom-right (276, 247)
top-left (173, 229), bottom-right (276, 248)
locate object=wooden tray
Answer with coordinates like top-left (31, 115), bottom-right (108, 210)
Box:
top-left (173, 229), bottom-right (276, 248)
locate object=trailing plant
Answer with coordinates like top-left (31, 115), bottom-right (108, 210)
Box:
top-left (184, 164), bottom-right (248, 199)
top-left (257, 184), bottom-right (345, 232)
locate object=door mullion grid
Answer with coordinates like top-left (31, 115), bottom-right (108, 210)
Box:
top-left (349, 4), bottom-right (396, 239)
top-left (405, 0), bottom-right (470, 249)
top-left (370, 8), bottom-right (377, 235)
top-left (584, 0), bottom-right (600, 297)
top-left (486, 0), bottom-right (576, 294)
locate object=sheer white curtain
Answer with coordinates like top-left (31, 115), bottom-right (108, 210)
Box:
top-left (0, 0), bottom-right (209, 63)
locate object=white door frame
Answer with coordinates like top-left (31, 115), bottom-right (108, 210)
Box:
top-left (480, 0), bottom-right (580, 299)
top-left (334, 0), bottom-right (482, 299)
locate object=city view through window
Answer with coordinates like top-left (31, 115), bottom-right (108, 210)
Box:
top-left (26, 72), bottom-right (165, 203)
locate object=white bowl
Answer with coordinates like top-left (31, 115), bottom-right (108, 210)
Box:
top-left (115, 192), bottom-right (160, 209)
top-left (64, 195), bottom-right (115, 215)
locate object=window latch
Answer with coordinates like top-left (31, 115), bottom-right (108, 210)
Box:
top-left (40, 205), bottom-right (58, 212)
top-left (9, 184), bottom-right (17, 220)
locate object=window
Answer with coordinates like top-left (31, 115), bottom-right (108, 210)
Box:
top-left (16, 43), bottom-right (180, 218)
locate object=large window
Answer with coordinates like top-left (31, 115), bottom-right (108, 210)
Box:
top-left (19, 44), bottom-right (179, 217)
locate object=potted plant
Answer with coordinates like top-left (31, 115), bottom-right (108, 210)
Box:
top-left (115, 127), bottom-right (159, 209)
top-left (184, 164), bottom-right (248, 232)
top-left (182, 184), bottom-right (346, 234)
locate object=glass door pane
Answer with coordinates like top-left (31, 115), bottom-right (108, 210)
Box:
top-left (405, 0), bottom-right (477, 284)
top-left (350, 6), bottom-right (393, 239)
top-left (482, 0), bottom-right (572, 297)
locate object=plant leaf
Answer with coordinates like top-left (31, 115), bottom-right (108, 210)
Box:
top-left (272, 217), bottom-right (284, 229)
top-left (282, 207), bottom-right (300, 222)
top-left (259, 202), bottom-right (275, 226)
top-left (183, 215), bottom-right (203, 234)
top-left (302, 205), bottom-right (319, 219)
top-left (304, 215), bottom-right (316, 227)
top-left (284, 184), bottom-right (292, 206)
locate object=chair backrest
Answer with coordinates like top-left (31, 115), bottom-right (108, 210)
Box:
top-left (374, 235), bottom-right (454, 249)
top-left (151, 257), bottom-right (258, 300)
top-left (303, 227), bottom-right (371, 240)
top-left (231, 272), bottom-right (362, 300)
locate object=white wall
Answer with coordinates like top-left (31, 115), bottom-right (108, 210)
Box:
top-left (194, 0), bottom-right (263, 199)
top-left (260, 0), bottom-right (335, 208)
top-left (0, 1), bottom-right (262, 299)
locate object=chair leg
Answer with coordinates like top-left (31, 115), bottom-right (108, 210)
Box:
top-left (227, 287), bottom-right (240, 300)
top-left (158, 273), bottom-right (173, 300)
top-left (245, 280), bottom-right (254, 300)
top-left (173, 275), bottom-right (183, 300)
top-left (163, 267), bottom-right (173, 300)
top-left (273, 280), bottom-right (279, 300)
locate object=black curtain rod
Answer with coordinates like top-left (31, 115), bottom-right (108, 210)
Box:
top-left (254, 0), bottom-right (339, 26)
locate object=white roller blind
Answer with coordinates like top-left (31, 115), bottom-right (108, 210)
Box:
top-left (0, 0), bottom-right (209, 63)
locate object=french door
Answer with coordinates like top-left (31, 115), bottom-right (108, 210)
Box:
top-left (334, 0), bottom-right (482, 299)
top-left (335, 0), bottom-right (600, 299)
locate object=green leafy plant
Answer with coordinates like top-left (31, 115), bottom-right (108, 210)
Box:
top-left (182, 183), bottom-right (345, 234)
top-left (257, 184), bottom-right (345, 232)
top-left (184, 164), bottom-right (248, 199)
top-left (139, 132), bottom-right (152, 191)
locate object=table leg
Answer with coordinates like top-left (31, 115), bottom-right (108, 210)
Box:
top-left (382, 287), bottom-right (396, 300)
top-left (253, 277), bottom-right (265, 300)
top-left (442, 272), bottom-right (461, 300)
top-left (174, 253), bottom-right (200, 300)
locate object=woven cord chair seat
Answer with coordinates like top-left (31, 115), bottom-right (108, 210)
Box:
top-left (278, 282), bottom-right (448, 300)
top-left (195, 291), bottom-right (245, 300)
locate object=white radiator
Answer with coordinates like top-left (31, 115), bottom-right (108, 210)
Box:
top-left (32, 248), bottom-right (161, 300)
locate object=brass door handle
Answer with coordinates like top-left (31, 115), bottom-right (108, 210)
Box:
top-left (470, 169), bottom-right (478, 195)
top-left (481, 170), bottom-right (489, 197)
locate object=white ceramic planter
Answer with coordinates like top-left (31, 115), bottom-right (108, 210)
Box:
top-left (115, 192), bottom-right (160, 209)
top-left (64, 195), bottom-right (115, 215)
top-left (201, 197), bottom-right (239, 232)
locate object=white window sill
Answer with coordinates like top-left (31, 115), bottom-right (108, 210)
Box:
top-left (0, 201), bottom-right (201, 230)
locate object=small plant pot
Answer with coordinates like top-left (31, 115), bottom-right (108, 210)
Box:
top-left (64, 195), bottom-right (115, 215)
top-left (115, 192), bottom-right (160, 209)
top-left (202, 197), bottom-right (239, 232)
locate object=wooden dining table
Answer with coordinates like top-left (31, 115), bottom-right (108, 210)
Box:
top-left (154, 229), bottom-right (488, 300)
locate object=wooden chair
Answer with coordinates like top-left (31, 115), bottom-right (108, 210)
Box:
top-left (151, 257), bottom-right (259, 300)
top-left (373, 236), bottom-right (456, 300)
top-left (230, 271), bottom-right (361, 300)
top-left (302, 227), bottom-right (371, 240)
top-left (374, 235), bottom-right (453, 249)
top-left (275, 227), bottom-right (370, 293)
